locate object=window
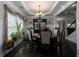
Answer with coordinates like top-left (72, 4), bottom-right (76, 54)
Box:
top-left (7, 12), bottom-right (23, 40)
top-left (17, 15), bottom-right (23, 30)
top-left (7, 12), bottom-right (17, 40)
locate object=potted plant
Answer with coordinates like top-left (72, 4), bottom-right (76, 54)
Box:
top-left (10, 21), bottom-right (22, 42)
top-left (10, 32), bottom-right (17, 42)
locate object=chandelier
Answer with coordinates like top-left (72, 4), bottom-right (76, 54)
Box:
top-left (35, 5), bottom-right (45, 18)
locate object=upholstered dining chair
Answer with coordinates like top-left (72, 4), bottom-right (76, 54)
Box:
top-left (40, 30), bottom-right (52, 50)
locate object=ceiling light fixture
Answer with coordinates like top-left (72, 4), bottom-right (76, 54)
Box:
top-left (35, 5), bottom-right (45, 19)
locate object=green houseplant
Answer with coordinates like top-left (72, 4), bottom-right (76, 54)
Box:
top-left (10, 21), bottom-right (22, 41)
top-left (10, 32), bottom-right (17, 41)
top-left (16, 22), bottom-right (22, 39)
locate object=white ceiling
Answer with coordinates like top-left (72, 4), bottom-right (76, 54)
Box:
top-left (21, 1), bottom-right (57, 15)
top-left (12, 1), bottom-right (59, 16)
top-left (11, 1), bottom-right (75, 17)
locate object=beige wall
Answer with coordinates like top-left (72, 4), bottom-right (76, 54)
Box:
top-left (24, 15), bottom-right (57, 36)
top-left (0, 3), bottom-right (4, 49)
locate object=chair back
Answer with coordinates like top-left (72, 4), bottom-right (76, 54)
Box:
top-left (40, 30), bottom-right (52, 44)
top-left (30, 29), bottom-right (34, 36)
top-left (27, 29), bottom-right (32, 41)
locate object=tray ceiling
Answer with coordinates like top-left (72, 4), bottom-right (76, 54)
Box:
top-left (21, 1), bottom-right (58, 15)
top-left (12, 1), bottom-right (59, 16)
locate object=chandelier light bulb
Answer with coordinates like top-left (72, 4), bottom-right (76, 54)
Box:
top-left (35, 4), bottom-right (45, 18)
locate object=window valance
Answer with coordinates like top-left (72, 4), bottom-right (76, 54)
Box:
top-left (4, 4), bottom-right (27, 22)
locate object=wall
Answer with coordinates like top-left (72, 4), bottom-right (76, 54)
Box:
top-left (66, 31), bottom-right (76, 43)
top-left (57, 12), bottom-right (76, 43)
top-left (65, 15), bottom-right (76, 43)
top-left (24, 15), bottom-right (57, 36)
top-left (77, 1), bottom-right (79, 57)
top-left (0, 3), bottom-right (4, 55)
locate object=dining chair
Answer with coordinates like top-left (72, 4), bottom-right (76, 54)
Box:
top-left (40, 30), bottom-right (52, 50)
top-left (27, 28), bottom-right (37, 51)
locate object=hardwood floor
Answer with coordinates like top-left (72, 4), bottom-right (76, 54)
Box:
top-left (4, 39), bottom-right (76, 57)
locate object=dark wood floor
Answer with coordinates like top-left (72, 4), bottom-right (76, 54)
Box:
top-left (4, 39), bottom-right (76, 57)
